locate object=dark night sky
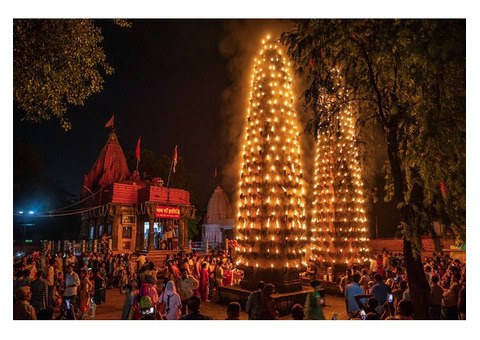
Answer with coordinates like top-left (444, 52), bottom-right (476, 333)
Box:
top-left (14, 19), bottom-right (236, 212)
top-left (13, 19), bottom-right (300, 214)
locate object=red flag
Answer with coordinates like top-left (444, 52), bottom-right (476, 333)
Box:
top-left (173, 145), bottom-right (178, 173)
top-left (440, 181), bottom-right (447, 196)
top-left (214, 166), bottom-right (217, 178)
top-left (136, 136), bottom-right (141, 162)
top-left (105, 115), bottom-right (114, 128)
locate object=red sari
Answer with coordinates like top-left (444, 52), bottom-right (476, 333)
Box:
top-left (222, 268), bottom-right (232, 286)
top-left (199, 268), bottom-right (209, 301)
top-left (172, 264), bottom-right (180, 278)
top-left (376, 258), bottom-right (384, 278)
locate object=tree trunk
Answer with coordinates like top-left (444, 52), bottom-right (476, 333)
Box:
top-left (404, 237), bottom-right (431, 319)
top-left (386, 127), bottom-right (431, 319)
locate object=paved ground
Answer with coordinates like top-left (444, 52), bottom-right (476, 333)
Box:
top-left (87, 286), bottom-right (349, 320)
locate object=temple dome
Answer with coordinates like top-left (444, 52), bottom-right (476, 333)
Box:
top-left (81, 132), bottom-right (131, 198)
top-left (205, 186), bottom-right (233, 224)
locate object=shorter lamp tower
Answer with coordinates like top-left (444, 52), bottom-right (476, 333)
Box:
top-left (235, 35), bottom-right (308, 292)
top-left (310, 71), bottom-right (369, 270)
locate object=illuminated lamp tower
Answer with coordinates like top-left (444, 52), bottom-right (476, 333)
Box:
top-left (310, 71), bottom-right (369, 271)
top-left (235, 35), bottom-right (307, 292)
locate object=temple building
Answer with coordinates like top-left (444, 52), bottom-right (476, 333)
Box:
top-left (202, 186), bottom-right (234, 247)
top-left (80, 132), bottom-right (194, 253)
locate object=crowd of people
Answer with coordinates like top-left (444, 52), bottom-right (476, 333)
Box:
top-left (13, 247), bottom-right (466, 320)
top-left (12, 248), bottom-right (247, 320)
top-left (337, 250), bottom-right (466, 320)
top-left (13, 250), bottom-right (135, 320)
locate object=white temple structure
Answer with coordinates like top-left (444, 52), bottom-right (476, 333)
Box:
top-left (203, 186), bottom-right (234, 246)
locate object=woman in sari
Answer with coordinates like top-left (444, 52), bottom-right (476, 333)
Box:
top-left (120, 279), bottom-right (138, 320)
top-left (78, 270), bottom-right (93, 316)
top-left (222, 262), bottom-right (232, 287)
top-left (199, 262), bottom-right (209, 302)
top-left (376, 255), bottom-right (384, 279)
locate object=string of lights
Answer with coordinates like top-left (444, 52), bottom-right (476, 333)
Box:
top-left (51, 187), bottom-right (101, 211)
top-left (235, 35), bottom-right (307, 270)
top-left (310, 70), bottom-right (369, 266)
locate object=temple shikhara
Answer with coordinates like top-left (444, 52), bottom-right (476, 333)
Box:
top-left (202, 186), bottom-right (235, 247)
top-left (80, 132), bottom-right (194, 253)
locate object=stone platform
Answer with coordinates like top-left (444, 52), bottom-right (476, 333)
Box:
top-left (218, 285), bottom-right (313, 317)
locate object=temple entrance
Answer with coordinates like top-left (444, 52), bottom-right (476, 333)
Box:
top-left (120, 215), bottom-right (136, 252)
top-left (143, 221), bottom-right (160, 250)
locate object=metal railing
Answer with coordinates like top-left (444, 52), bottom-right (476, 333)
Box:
top-left (188, 239), bottom-right (219, 253)
top-left (42, 239), bottom-right (113, 256)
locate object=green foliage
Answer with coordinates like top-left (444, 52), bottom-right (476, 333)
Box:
top-left (281, 19), bottom-right (465, 255)
top-left (125, 149), bottom-right (204, 207)
top-left (13, 19), bottom-right (129, 130)
top-left (382, 161), bottom-right (395, 203)
top-left (111, 19), bottom-right (132, 28)
top-left (187, 215), bottom-right (203, 240)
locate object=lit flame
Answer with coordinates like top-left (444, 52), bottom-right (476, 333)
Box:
top-left (235, 34), bottom-right (307, 269)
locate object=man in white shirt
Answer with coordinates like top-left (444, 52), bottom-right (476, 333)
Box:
top-left (63, 265), bottom-right (80, 306)
top-left (46, 259), bottom-right (55, 307)
top-left (65, 252), bottom-right (77, 268)
top-left (369, 256), bottom-right (378, 276)
top-left (383, 253), bottom-right (392, 272)
top-left (165, 227), bottom-right (173, 250)
top-left (175, 268), bottom-right (199, 315)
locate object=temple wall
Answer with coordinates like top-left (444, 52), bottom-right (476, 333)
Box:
top-left (369, 236), bottom-right (458, 256)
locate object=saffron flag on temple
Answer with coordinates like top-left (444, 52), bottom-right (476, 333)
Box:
top-left (105, 115), bottom-right (114, 128)
top-left (136, 136), bottom-right (141, 162)
top-left (173, 145), bottom-right (178, 173)
top-left (214, 166), bottom-right (217, 178)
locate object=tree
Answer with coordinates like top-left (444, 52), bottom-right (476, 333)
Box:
top-left (281, 19), bottom-right (465, 319)
top-left (125, 149), bottom-right (203, 207)
top-left (13, 19), bottom-right (130, 131)
top-left (187, 215), bottom-right (203, 240)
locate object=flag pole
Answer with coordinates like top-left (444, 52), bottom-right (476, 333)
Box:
top-left (166, 157), bottom-right (174, 188)
top-left (135, 136), bottom-right (141, 174)
top-left (167, 145), bottom-right (177, 189)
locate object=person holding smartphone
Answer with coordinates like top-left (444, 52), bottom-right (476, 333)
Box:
top-left (371, 273), bottom-right (391, 314)
top-left (381, 299), bottom-right (414, 320)
top-left (354, 294), bottom-right (381, 317)
top-left (63, 264), bottom-right (80, 309)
